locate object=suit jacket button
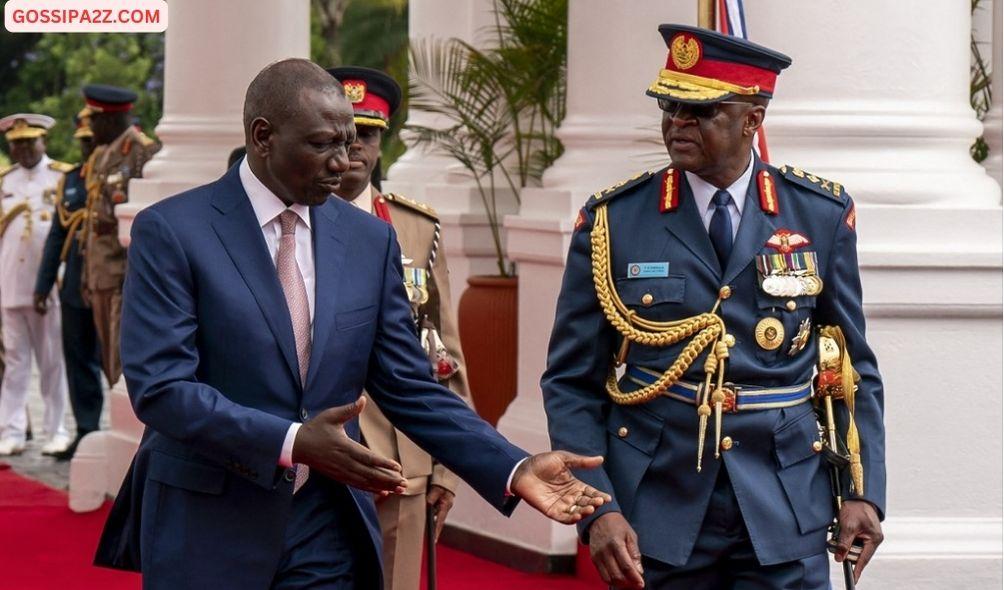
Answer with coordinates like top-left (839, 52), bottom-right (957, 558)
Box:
top-left (786, 300), bottom-right (797, 311)
top-left (719, 286), bottom-right (732, 300)
top-left (284, 468), bottom-right (296, 482)
top-left (812, 440), bottom-right (824, 453)
top-left (720, 436), bottom-right (734, 451)
top-left (641, 294), bottom-right (654, 306)
top-left (300, 408), bottom-right (309, 421)
top-left (617, 426), bottom-right (629, 438)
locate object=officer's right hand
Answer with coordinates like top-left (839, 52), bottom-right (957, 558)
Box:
top-left (292, 397), bottom-right (407, 495)
top-left (32, 293), bottom-right (48, 316)
top-left (589, 512), bottom-right (645, 589)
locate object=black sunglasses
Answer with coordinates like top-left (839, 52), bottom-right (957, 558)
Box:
top-left (657, 98), bottom-right (751, 120)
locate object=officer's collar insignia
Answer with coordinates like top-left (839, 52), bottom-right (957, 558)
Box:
top-left (660, 168), bottom-right (680, 213)
top-left (765, 229), bottom-right (811, 254)
top-left (344, 81), bottom-right (366, 104)
top-left (574, 208), bottom-right (586, 231)
top-left (757, 170), bottom-right (779, 215)
top-left (670, 34), bottom-right (701, 71)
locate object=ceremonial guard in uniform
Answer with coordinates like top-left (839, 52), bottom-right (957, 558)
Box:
top-left (542, 26), bottom-right (885, 589)
top-left (0, 114), bottom-right (72, 456)
top-left (78, 85), bottom-right (159, 386)
top-left (328, 66), bottom-right (470, 590)
top-left (34, 113), bottom-right (103, 460)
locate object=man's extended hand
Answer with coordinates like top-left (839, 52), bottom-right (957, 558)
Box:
top-left (426, 484), bottom-right (454, 542)
top-left (292, 397), bottom-right (407, 495)
top-left (834, 500), bottom-right (883, 583)
top-left (509, 450), bottom-right (611, 524)
top-left (589, 512), bottom-right (645, 589)
top-left (33, 293), bottom-right (48, 315)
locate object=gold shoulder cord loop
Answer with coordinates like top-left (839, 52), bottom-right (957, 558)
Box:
top-left (590, 203), bottom-right (733, 470)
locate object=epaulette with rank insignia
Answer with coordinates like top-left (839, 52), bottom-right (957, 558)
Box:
top-left (384, 193), bottom-right (438, 221)
top-left (48, 160), bottom-right (75, 174)
top-left (586, 169), bottom-right (657, 209)
top-left (777, 165), bottom-right (845, 202)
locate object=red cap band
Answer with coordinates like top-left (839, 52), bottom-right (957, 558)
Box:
top-left (665, 56), bottom-right (777, 94)
top-left (84, 97), bottom-right (133, 113)
top-left (342, 79), bottom-right (390, 121)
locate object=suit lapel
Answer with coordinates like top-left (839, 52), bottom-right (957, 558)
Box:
top-left (304, 199), bottom-right (347, 392)
top-left (663, 173), bottom-right (721, 277)
top-left (209, 168), bottom-right (301, 387)
top-left (722, 158), bottom-right (777, 285)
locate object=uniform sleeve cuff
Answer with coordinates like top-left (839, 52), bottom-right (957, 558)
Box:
top-left (279, 422), bottom-right (301, 468)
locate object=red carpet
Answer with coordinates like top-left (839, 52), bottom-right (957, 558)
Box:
top-left (0, 464), bottom-right (602, 589)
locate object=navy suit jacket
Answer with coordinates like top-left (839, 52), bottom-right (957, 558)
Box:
top-left (95, 165), bottom-right (527, 586)
top-left (542, 156), bottom-right (884, 567)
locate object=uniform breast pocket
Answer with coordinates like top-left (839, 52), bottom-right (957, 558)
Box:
top-left (753, 288), bottom-right (815, 365)
top-left (614, 275), bottom-right (686, 313)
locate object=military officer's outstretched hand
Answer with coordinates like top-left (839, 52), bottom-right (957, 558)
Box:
top-left (293, 397), bottom-right (408, 495)
top-left (588, 512), bottom-right (645, 589)
top-left (510, 451), bottom-right (612, 524)
top-left (834, 500), bottom-right (884, 583)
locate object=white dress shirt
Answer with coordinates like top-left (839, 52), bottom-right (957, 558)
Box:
top-left (238, 158), bottom-right (313, 468)
top-left (684, 151), bottom-right (755, 240)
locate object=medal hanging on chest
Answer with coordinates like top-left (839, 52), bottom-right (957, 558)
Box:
top-left (402, 266), bottom-right (430, 306)
top-left (756, 251), bottom-right (823, 297)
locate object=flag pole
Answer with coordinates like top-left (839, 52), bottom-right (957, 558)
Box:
top-left (698, 0), bottom-right (714, 29)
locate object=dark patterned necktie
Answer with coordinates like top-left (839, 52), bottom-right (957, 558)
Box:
top-left (709, 189), bottom-right (733, 270)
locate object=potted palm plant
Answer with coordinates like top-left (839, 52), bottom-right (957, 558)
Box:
top-left (407, 0), bottom-right (566, 424)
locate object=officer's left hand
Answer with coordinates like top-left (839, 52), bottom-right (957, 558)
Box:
top-left (835, 500), bottom-right (883, 582)
top-left (426, 484), bottom-right (454, 542)
top-left (33, 293), bottom-right (48, 316)
top-left (510, 451), bottom-right (611, 524)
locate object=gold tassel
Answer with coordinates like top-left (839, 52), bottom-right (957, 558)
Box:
top-left (821, 326), bottom-right (864, 496)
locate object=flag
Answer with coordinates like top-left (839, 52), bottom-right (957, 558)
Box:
top-left (716, 0), bottom-right (772, 163)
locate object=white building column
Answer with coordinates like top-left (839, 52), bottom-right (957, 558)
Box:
top-left (69, 0), bottom-right (310, 512)
top-left (983, 0), bottom-right (1002, 189)
top-left (384, 0), bottom-right (509, 305)
top-left (491, 1), bottom-right (1002, 585)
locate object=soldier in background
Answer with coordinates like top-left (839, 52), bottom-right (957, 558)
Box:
top-left (328, 66), bottom-right (469, 590)
top-left (0, 114), bottom-right (72, 456)
top-left (79, 84), bottom-right (160, 386)
top-left (34, 112), bottom-right (102, 460)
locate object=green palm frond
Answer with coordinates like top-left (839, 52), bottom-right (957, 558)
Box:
top-left (406, 0), bottom-right (568, 276)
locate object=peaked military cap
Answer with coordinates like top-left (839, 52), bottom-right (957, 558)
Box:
top-left (647, 24), bottom-right (792, 104)
top-left (82, 84), bottom-right (138, 113)
top-left (0, 113), bottom-right (55, 141)
top-left (326, 66), bottom-right (402, 129)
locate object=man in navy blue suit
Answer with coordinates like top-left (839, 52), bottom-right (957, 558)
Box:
top-left (95, 58), bottom-right (609, 589)
top-left (542, 25), bottom-right (884, 589)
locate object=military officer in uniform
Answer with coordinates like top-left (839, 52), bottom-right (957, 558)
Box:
top-left (542, 25), bottom-right (885, 589)
top-left (79, 84), bottom-right (160, 386)
top-left (0, 113), bottom-right (72, 456)
top-left (34, 113), bottom-right (103, 460)
top-left (328, 66), bottom-right (470, 590)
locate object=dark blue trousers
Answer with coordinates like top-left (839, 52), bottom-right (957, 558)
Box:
top-left (271, 476), bottom-right (380, 589)
top-left (640, 467), bottom-right (830, 589)
top-left (60, 303), bottom-right (103, 436)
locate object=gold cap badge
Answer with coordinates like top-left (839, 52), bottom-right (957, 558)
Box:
top-left (670, 34), bottom-right (701, 71)
top-left (344, 81), bottom-right (366, 104)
